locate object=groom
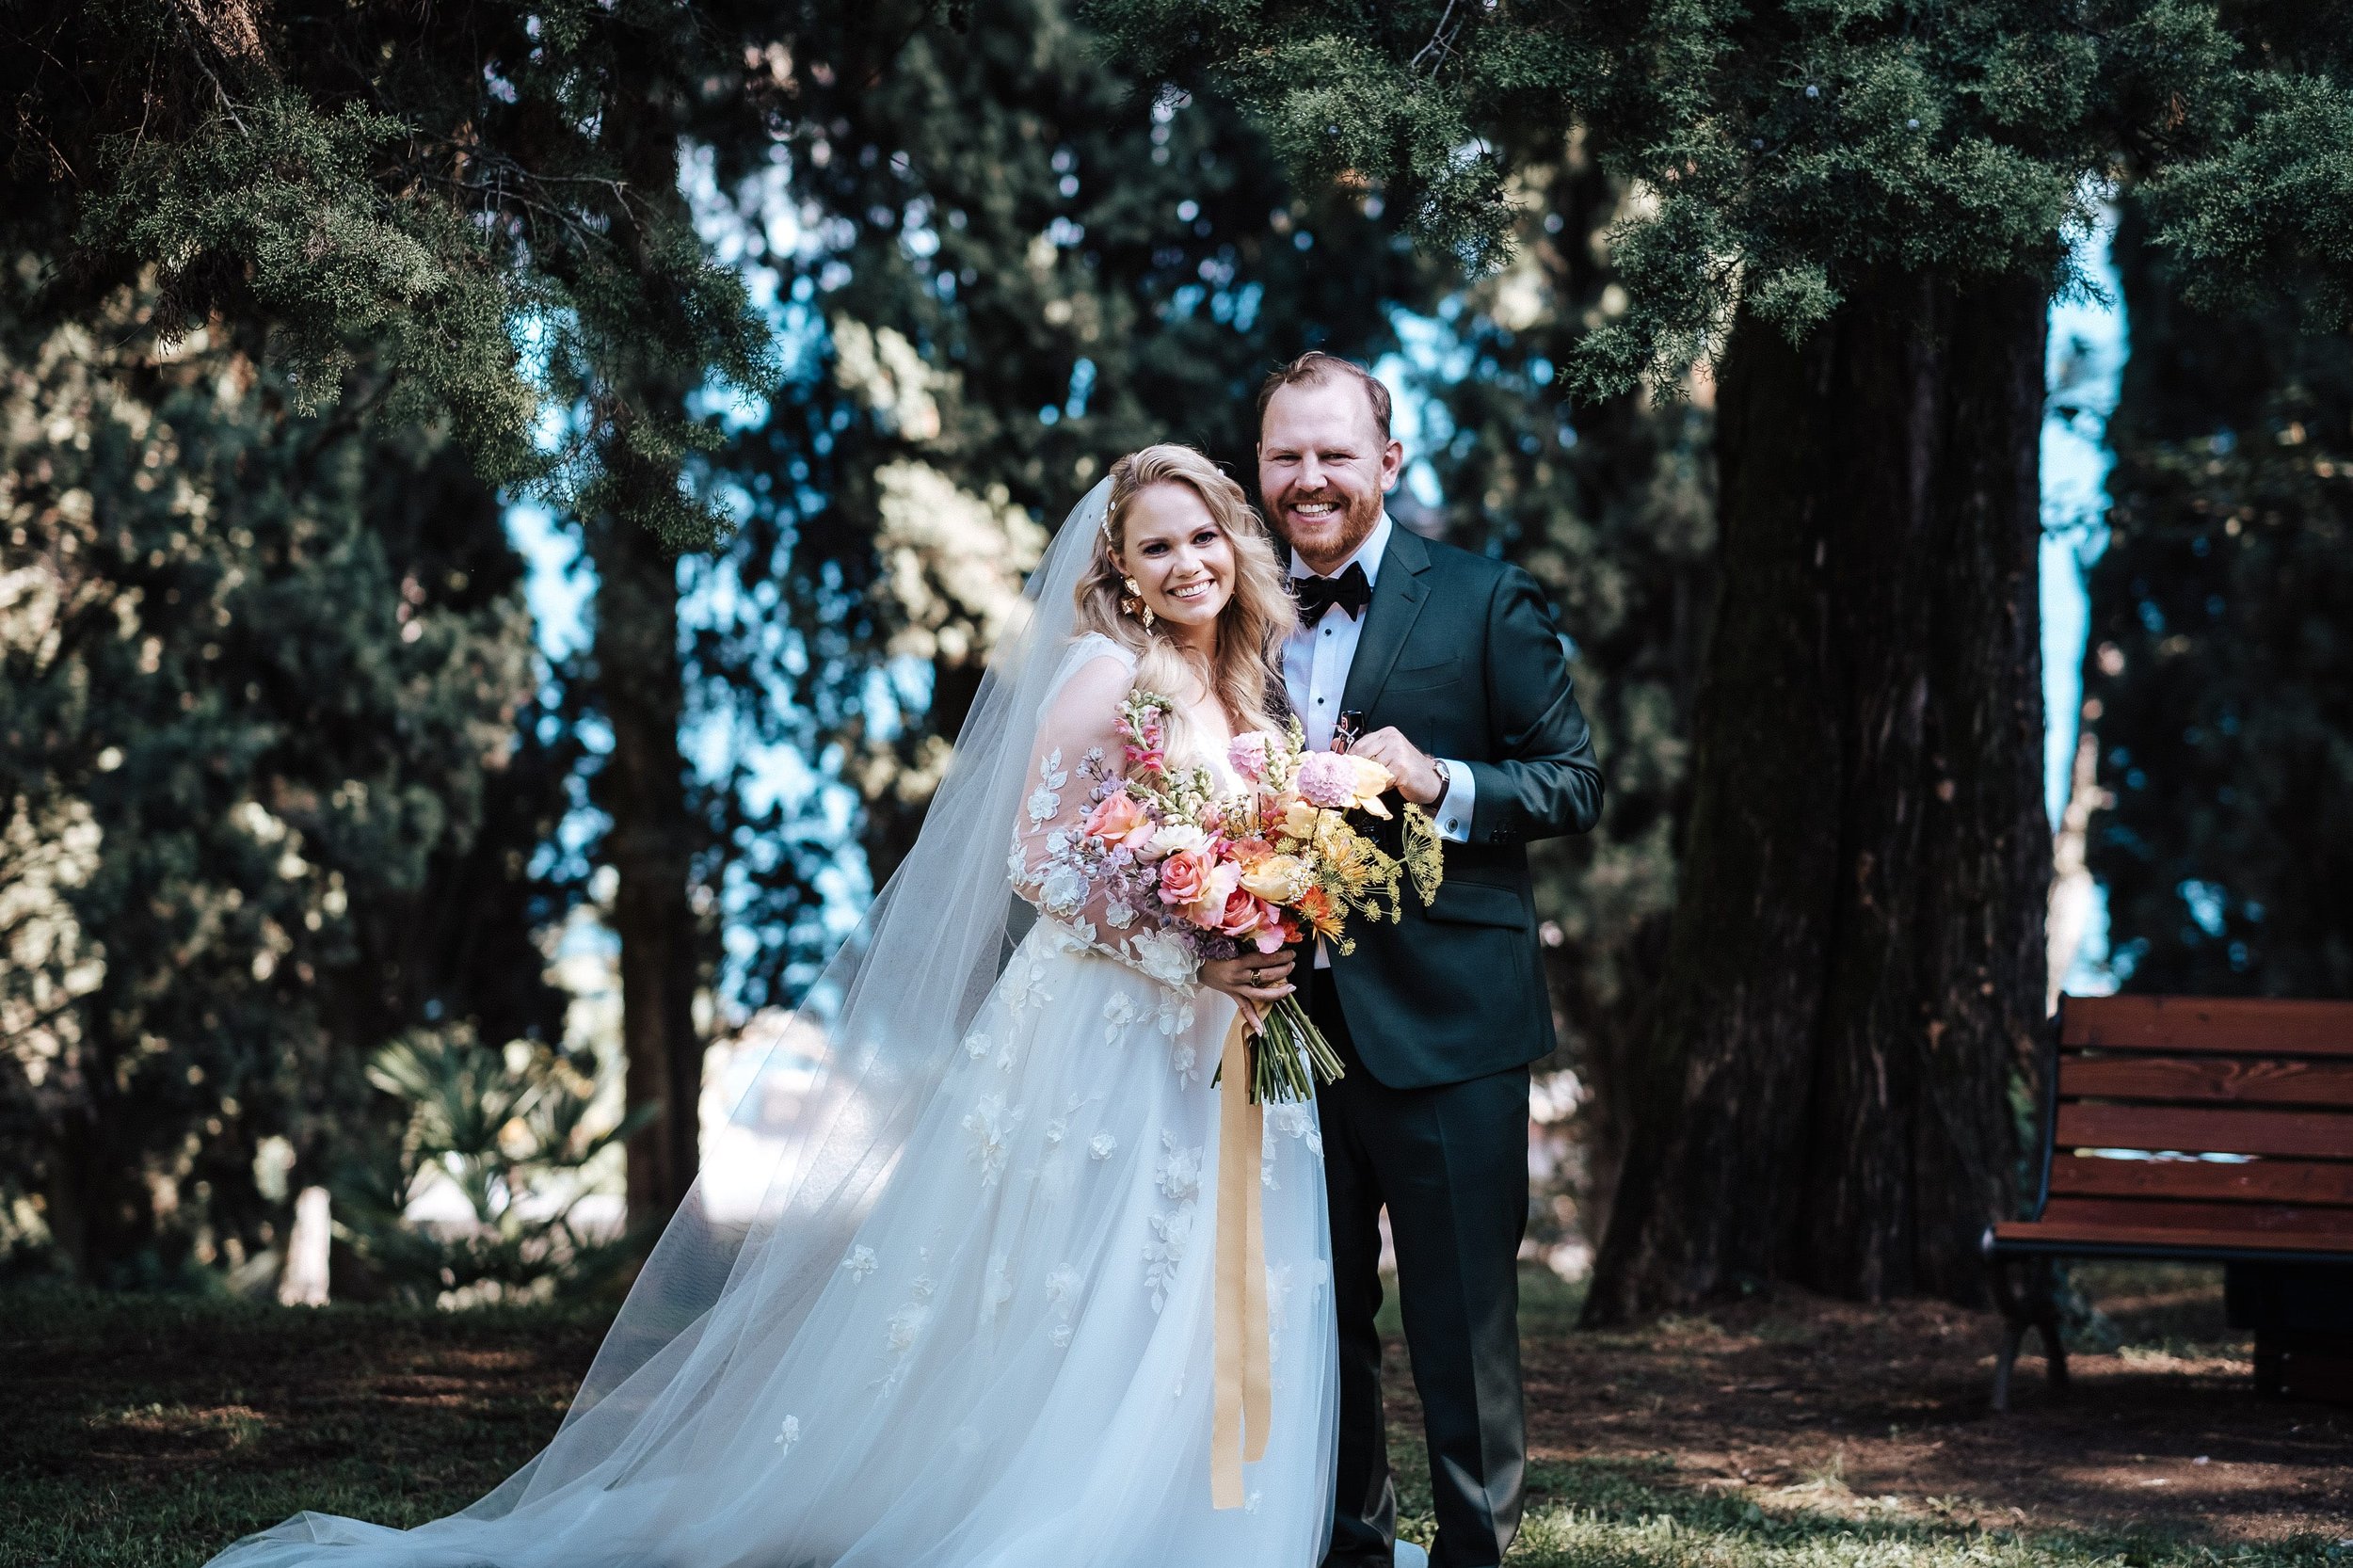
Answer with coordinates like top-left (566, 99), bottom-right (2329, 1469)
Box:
top-left (1257, 354), bottom-right (1603, 1568)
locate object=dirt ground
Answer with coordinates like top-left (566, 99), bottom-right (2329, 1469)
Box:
top-left (1431, 1262), bottom-right (2353, 1544)
top-left (13, 1260), bottom-right (2349, 1567)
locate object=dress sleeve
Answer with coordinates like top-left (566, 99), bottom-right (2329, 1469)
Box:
top-left (1007, 652), bottom-right (1199, 991)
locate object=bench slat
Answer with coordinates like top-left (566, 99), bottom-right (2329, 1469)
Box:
top-left (2040, 1195), bottom-right (2353, 1239)
top-left (2050, 1153), bottom-right (2353, 1207)
top-left (2055, 1101), bottom-right (2353, 1160)
top-left (1990, 1219), bottom-right (2353, 1256)
top-left (2057, 1054), bottom-right (2353, 1108)
top-left (2061, 995), bottom-right (2353, 1057)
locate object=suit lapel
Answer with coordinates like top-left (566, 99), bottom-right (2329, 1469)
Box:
top-left (1340, 520), bottom-right (1431, 716)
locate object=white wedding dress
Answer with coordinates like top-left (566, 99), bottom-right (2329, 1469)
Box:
top-left (206, 620), bottom-right (1337, 1567)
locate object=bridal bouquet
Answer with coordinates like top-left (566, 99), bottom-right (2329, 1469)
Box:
top-left (1056, 691), bottom-right (1444, 1103)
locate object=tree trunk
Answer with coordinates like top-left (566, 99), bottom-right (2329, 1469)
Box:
top-left (1583, 272), bottom-right (2048, 1321)
top-left (582, 46), bottom-right (722, 1232)
top-left (587, 510), bottom-right (704, 1224)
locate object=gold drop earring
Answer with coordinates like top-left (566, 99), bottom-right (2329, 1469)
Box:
top-left (1121, 576), bottom-right (1156, 630)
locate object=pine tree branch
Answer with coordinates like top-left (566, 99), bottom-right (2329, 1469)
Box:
top-left (1408, 0), bottom-right (1467, 81)
top-left (171, 9), bottom-right (249, 136)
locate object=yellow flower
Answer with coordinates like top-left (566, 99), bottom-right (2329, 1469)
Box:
top-left (1346, 756), bottom-right (1395, 817)
top-left (1240, 853), bottom-right (1311, 904)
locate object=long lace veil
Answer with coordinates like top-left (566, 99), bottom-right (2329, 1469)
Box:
top-left (215, 482), bottom-right (1117, 1563)
top-left (522, 477), bottom-right (1113, 1484)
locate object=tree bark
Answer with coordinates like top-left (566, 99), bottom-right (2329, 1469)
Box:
top-left (1583, 271), bottom-right (2048, 1320)
top-left (587, 510), bottom-right (704, 1225)
top-left (580, 43), bottom-right (723, 1232)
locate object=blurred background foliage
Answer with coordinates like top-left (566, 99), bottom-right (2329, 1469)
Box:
top-left (329, 1025), bottom-right (649, 1306)
top-left (0, 276), bottom-right (575, 1287)
top-left (2088, 201), bottom-right (2353, 998)
top-left (0, 0), bottom-right (2346, 1303)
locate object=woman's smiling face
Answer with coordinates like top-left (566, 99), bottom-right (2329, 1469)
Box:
top-left (1117, 481), bottom-right (1237, 642)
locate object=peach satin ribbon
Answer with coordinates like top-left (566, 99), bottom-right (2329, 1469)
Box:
top-left (1211, 1009), bottom-right (1272, 1509)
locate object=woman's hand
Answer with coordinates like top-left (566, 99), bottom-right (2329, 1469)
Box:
top-left (1199, 950), bottom-right (1296, 1008)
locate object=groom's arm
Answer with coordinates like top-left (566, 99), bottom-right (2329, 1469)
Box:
top-left (1462, 567), bottom-right (1603, 847)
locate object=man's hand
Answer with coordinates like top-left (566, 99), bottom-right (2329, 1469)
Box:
top-left (1345, 726), bottom-right (1447, 807)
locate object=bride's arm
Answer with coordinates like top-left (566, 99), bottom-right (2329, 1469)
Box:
top-left (1008, 654), bottom-right (1199, 988)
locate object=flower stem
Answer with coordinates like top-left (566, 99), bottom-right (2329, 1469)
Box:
top-left (1244, 995), bottom-right (1345, 1104)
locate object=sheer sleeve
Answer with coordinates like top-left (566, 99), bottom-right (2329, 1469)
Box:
top-left (1006, 648), bottom-right (1198, 991)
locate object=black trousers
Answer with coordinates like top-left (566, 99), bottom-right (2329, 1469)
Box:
top-left (1309, 968), bottom-right (1530, 1568)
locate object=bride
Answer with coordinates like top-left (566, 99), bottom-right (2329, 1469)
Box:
top-left (205, 444), bottom-right (1338, 1567)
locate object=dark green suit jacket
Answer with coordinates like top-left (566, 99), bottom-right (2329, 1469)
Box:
top-left (1321, 523), bottom-right (1603, 1089)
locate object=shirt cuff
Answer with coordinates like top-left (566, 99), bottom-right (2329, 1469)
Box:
top-left (1434, 758), bottom-right (1475, 843)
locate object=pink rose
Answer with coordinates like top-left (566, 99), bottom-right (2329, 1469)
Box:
top-left (1182, 861), bottom-right (1242, 931)
top-left (1082, 789), bottom-right (1154, 851)
top-left (1158, 850), bottom-right (1210, 908)
top-left (1219, 888), bottom-right (1289, 952)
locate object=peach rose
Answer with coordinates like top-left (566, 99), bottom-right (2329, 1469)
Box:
top-left (1239, 853), bottom-right (1310, 904)
top-left (1217, 883), bottom-right (1266, 936)
top-left (1182, 860), bottom-right (1241, 931)
top-left (1220, 888), bottom-right (1290, 952)
top-left (1157, 849), bottom-right (1211, 908)
top-left (1082, 789), bottom-right (1155, 852)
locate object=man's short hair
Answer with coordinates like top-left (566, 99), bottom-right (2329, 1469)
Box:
top-left (1256, 352), bottom-right (1393, 442)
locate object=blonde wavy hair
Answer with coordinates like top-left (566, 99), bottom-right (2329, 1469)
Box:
top-left (1074, 444), bottom-right (1296, 744)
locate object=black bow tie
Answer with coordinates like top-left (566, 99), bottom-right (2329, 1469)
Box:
top-left (1293, 562), bottom-right (1371, 623)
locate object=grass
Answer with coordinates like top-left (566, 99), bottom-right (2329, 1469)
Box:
top-left (5, 1287), bottom-right (610, 1567)
top-left (1486, 1455), bottom-right (2346, 1568)
top-left (4, 1270), bottom-right (2347, 1568)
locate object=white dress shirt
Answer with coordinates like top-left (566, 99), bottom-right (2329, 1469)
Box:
top-left (1283, 514), bottom-right (1475, 966)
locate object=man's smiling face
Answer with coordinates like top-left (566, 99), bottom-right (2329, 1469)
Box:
top-left (1257, 376), bottom-right (1404, 577)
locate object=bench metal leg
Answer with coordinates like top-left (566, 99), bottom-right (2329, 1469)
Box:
top-left (1993, 1318), bottom-right (2024, 1413)
top-left (1988, 1255), bottom-right (2068, 1412)
top-left (2040, 1298), bottom-right (2071, 1393)
top-left (2253, 1331), bottom-right (2285, 1399)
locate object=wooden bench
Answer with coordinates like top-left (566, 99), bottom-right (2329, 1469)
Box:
top-left (1982, 993), bottom-right (2353, 1410)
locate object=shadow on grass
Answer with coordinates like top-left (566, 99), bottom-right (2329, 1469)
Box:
top-left (1369, 1265), bottom-right (2340, 1567)
top-left (1430, 1455), bottom-right (2345, 1568)
top-left (3, 1285), bottom-right (612, 1568)
top-left (2068, 1260), bottom-right (2247, 1360)
top-left (8, 1273), bottom-right (2344, 1568)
